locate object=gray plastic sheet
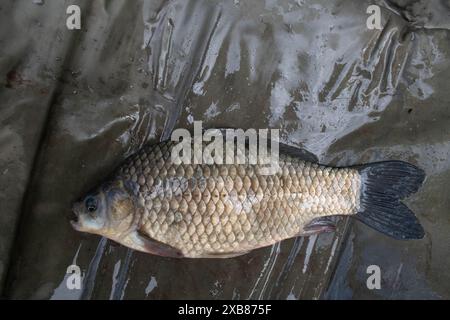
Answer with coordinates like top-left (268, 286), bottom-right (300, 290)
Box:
top-left (0, 0), bottom-right (449, 299)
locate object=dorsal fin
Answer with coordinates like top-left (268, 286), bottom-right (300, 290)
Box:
top-left (203, 128), bottom-right (319, 163)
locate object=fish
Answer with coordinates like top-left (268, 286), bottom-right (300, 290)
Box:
top-left (71, 136), bottom-right (425, 258)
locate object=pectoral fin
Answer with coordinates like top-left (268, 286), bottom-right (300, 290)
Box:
top-left (123, 230), bottom-right (184, 258)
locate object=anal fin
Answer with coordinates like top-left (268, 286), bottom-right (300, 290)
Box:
top-left (302, 218), bottom-right (336, 236)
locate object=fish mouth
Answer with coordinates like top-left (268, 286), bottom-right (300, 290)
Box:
top-left (71, 203), bottom-right (83, 231)
top-left (70, 219), bottom-right (82, 231)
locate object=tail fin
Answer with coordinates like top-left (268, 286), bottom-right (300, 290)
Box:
top-left (355, 161), bottom-right (425, 240)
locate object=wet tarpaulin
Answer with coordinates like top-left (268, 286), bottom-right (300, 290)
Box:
top-left (0, 0), bottom-right (449, 299)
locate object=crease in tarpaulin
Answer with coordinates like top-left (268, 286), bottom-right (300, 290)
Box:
top-left (307, 19), bottom-right (412, 156)
top-left (80, 237), bottom-right (108, 300)
top-left (247, 242), bottom-right (281, 299)
top-left (321, 218), bottom-right (354, 299)
top-left (269, 237), bottom-right (304, 299)
top-left (142, 0), bottom-right (224, 141)
top-left (302, 234), bottom-right (318, 274)
top-left (324, 237), bottom-right (339, 274)
top-left (379, 0), bottom-right (415, 25)
top-left (1, 0), bottom-right (97, 297)
top-left (122, 102), bottom-right (168, 156)
top-left (192, 10), bottom-right (229, 96)
top-left (380, 0), bottom-right (450, 30)
top-left (110, 249), bottom-right (133, 300)
top-left (263, 4), bottom-right (415, 158)
top-left (332, 21), bottom-right (408, 107)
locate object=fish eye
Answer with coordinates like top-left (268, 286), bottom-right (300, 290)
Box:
top-left (85, 197), bottom-right (97, 213)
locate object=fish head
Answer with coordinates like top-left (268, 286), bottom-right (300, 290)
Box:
top-left (71, 179), bottom-right (138, 236)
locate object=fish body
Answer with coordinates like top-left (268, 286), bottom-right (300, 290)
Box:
top-left (72, 138), bottom-right (425, 258)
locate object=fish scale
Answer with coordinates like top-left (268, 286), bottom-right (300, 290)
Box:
top-left (117, 140), bottom-right (361, 258)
